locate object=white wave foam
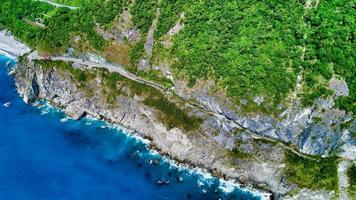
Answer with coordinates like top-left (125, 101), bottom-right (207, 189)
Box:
top-left (31, 100), bottom-right (270, 199)
top-left (2, 102), bottom-right (11, 108)
top-left (60, 117), bottom-right (69, 123)
top-left (218, 180), bottom-right (237, 193)
top-left (41, 109), bottom-right (50, 115)
top-left (197, 180), bottom-right (205, 187)
top-left (148, 150), bottom-right (270, 199)
top-left (0, 50), bottom-right (16, 60)
top-left (5, 61), bottom-right (11, 68)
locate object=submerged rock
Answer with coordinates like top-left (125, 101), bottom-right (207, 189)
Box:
top-left (177, 176), bottom-right (184, 182)
top-left (157, 179), bottom-right (170, 186)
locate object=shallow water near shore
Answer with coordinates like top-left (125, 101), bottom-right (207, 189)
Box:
top-left (0, 55), bottom-right (262, 200)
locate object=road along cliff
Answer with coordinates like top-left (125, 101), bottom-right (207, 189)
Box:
top-left (11, 56), bottom-right (355, 199)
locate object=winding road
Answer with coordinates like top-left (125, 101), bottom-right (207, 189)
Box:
top-left (27, 52), bottom-right (168, 92)
top-left (28, 50), bottom-right (319, 161)
top-left (37, 0), bottom-right (79, 9)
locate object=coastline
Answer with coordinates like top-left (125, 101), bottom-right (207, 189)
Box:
top-left (42, 100), bottom-right (272, 200)
top-left (0, 33), bottom-right (272, 199)
top-left (39, 98), bottom-right (272, 200)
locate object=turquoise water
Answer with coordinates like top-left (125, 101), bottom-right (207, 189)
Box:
top-left (0, 55), bottom-right (261, 200)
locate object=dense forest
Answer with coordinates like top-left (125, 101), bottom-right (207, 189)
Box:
top-left (168, 0), bottom-right (305, 113)
top-left (0, 0), bottom-right (354, 115)
top-left (152, 0), bottom-right (355, 114)
top-left (304, 0), bottom-right (355, 113)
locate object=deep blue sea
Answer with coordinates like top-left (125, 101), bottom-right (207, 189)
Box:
top-left (0, 55), bottom-right (261, 200)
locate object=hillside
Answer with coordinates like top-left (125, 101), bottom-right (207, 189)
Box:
top-left (0, 0), bottom-right (355, 199)
top-left (1, 0), bottom-right (354, 114)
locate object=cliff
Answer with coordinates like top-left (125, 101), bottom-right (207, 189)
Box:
top-left (12, 58), bottom-right (355, 199)
top-left (2, 0), bottom-right (354, 199)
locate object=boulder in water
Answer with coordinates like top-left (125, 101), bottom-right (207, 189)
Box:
top-left (157, 179), bottom-right (170, 186)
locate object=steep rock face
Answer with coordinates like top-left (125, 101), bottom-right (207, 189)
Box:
top-left (174, 79), bottom-right (354, 157)
top-left (98, 4), bottom-right (352, 159)
top-left (299, 125), bottom-right (340, 155)
top-left (12, 60), bottom-right (287, 197)
top-left (12, 59), bottom-right (354, 199)
top-left (14, 61), bottom-right (39, 103)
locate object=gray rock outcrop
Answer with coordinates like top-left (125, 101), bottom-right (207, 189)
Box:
top-left (11, 59), bottom-right (355, 199)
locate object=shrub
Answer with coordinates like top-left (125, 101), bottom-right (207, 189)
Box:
top-left (284, 150), bottom-right (338, 191)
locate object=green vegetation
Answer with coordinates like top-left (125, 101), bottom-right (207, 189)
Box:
top-left (347, 164), bottom-right (356, 199)
top-left (284, 150), bottom-right (338, 191)
top-left (154, 0), bottom-right (183, 39)
top-left (164, 0), bottom-right (305, 113)
top-left (39, 60), bottom-right (202, 131)
top-left (130, 0), bottom-right (157, 34)
top-left (0, 0), bottom-right (125, 53)
top-left (303, 0), bottom-right (355, 112)
top-left (312, 116), bottom-right (323, 124)
top-left (143, 94), bottom-right (202, 131)
top-left (107, 72), bottom-right (201, 131)
top-left (128, 0), bottom-right (158, 70)
top-left (36, 60), bottom-right (95, 85)
top-left (340, 120), bottom-right (354, 138)
top-left (100, 69), bottom-right (152, 101)
top-left (0, 0), bottom-right (53, 47)
top-left (128, 39), bottom-right (145, 66)
top-left (54, 0), bottom-right (83, 6)
top-left (4, 1), bottom-right (355, 194)
top-left (229, 148), bottom-right (251, 160)
top-left (1, 0), bottom-right (354, 116)
top-left (101, 69), bottom-right (202, 131)
top-left (255, 138), bottom-right (278, 147)
top-left (152, 0), bottom-right (354, 115)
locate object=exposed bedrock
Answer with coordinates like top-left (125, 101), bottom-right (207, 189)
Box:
top-left (12, 59), bottom-right (355, 199)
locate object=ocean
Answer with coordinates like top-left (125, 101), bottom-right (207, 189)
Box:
top-left (0, 55), bottom-right (261, 200)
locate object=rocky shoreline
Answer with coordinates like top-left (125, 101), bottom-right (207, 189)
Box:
top-left (36, 100), bottom-right (271, 199)
top-left (0, 31), bottom-right (272, 199)
top-left (1, 30), bottom-right (354, 199)
top-left (11, 58), bottom-right (275, 199)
